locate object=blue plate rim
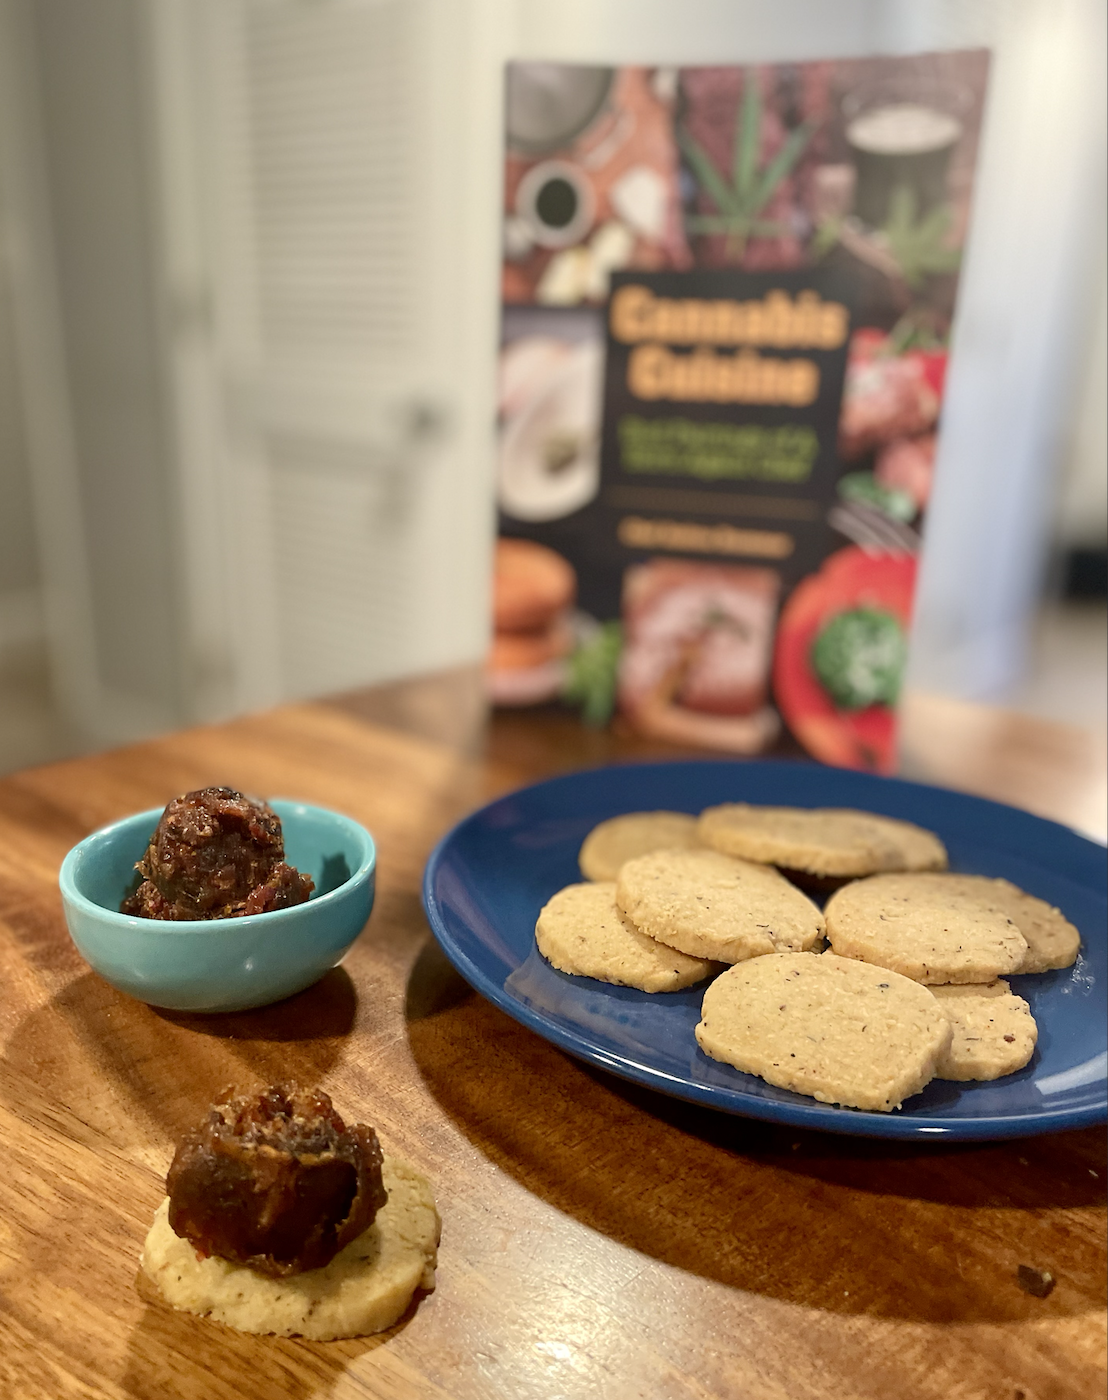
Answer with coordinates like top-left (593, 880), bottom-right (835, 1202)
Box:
top-left (422, 758), bottom-right (1107, 1142)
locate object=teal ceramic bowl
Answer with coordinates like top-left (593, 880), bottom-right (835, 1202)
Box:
top-left (59, 801), bottom-right (375, 1012)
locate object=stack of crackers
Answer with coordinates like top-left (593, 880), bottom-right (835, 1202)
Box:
top-left (535, 804), bottom-right (1081, 1113)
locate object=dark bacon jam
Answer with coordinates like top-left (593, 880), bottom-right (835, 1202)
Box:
top-left (121, 786), bottom-right (314, 920)
top-left (166, 1085), bottom-right (387, 1277)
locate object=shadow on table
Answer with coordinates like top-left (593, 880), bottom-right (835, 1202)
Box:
top-left (405, 936), bottom-right (1107, 1325)
top-left (121, 1273), bottom-right (422, 1400)
top-left (0, 965), bottom-right (358, 1147)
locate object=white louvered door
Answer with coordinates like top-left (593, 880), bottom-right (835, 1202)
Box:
top-left (160, 0), bottom-right (503, 713)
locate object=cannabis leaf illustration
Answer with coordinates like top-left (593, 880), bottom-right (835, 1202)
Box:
top-left (680, 72), bottom-right (815, 257)
top-left (879, 185), bottom-right (962, 289)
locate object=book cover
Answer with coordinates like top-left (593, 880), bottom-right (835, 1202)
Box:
top-left (491, 53), bottom-right (990, 773)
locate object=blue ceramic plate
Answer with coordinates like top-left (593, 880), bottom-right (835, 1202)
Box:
top-left (422, 761), bottom-right (1107, 1140)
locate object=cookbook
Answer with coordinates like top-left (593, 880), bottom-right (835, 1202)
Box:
top-left (492, 52), bottom-right (990, 772)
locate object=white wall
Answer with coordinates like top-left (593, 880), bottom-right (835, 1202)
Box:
top-left (903, 0), bottom-right (1106, 695)
top-left (0, 0), bottom-right (45, 665)
top-left (32, 0), bottom-right (186, 722)
top-left (1054, 244), bottom-right (1108, 550)
top-left (0, 197), bottom-right (42, 654)
top-left (0, 0), bottom-right (191, 744)
top-left (512, 0), bottom-right (885, 63)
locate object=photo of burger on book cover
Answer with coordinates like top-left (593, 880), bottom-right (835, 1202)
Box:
top-left (490, 52), bottom-right (989, 773)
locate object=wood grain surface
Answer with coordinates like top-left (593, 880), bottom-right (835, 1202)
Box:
top-left (0, 673), bottom-right (1104, 1400)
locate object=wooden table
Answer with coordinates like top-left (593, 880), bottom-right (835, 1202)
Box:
top-left (0, 670), bottom-right (1104, 1400)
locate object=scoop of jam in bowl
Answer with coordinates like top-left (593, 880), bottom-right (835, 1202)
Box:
top-left (59, 788), bottom-right (375, 1012)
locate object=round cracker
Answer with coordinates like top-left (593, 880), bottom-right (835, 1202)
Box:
top-left (536, 881), bottom-right (717, 992)
top-left (914, 875), bottom-right (1080, 975)
top-left (615, 847), bottom-right (824, 964)
top-left (697, 804), bottom-right (948, 878)
top-left (578, 811), bottom-right (700, 882)
top-left (824, 872), bottom-right (1029, 984)
top-left (695, 952), bottom-right (951, 1112)
top-left (930, 981), bottom-right (1038, 1081)
top-left (140, 1157), bottom-right (439, 1340)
